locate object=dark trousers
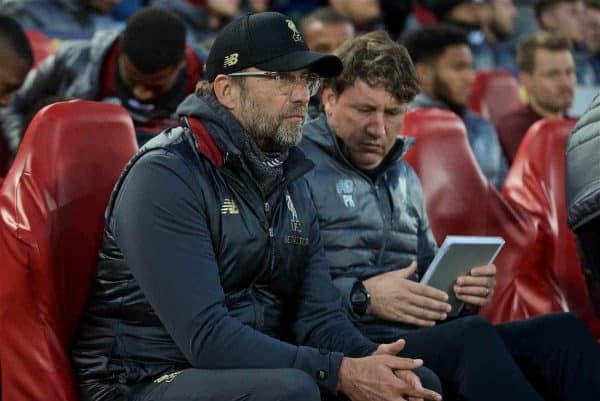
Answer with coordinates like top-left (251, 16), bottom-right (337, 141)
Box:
top-left (397, 312), bottom-right (600, 401)
top-left (129, 365), bottom-right (440, 401)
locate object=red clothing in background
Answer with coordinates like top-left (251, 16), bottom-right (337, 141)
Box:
top-left (497, 104), bottom-right (542, 164)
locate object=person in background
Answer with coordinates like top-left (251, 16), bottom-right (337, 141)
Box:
top-left (579, 0), bottom-right (600, 84)
top-left (533, 0), bottom-right (592, 83)
top-left (2, 7), bottom-right (205, 153)
top-left (477, 0), bottom-right (519, 74)
top-left (496, 31), bottom-right (576, 163)
top-left (151, 0), bottom-right (240, 49)
top-left (1, 0), bottom-right (123, 39)
top-left (404, 24), bottom-right (508, 189)
top-left (70, 11), bottom-right (442, 401)
top-left (300, 7), bottom-right (355, 118)
top-left (328, 0), bottom-right (382, 33)
top-left (0, 13), bottom-right (33, 175)
top-left (301, 30), bottom-right (600, 401)
top-left (300, 7), bottom-right (355, 55)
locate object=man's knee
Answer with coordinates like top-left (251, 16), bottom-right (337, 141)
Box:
top-left (264, 369), bottom-right (320, 401)
top-left (530, 312), bottom-right (594, 340)
top-left (454, 315), bottom-right (497, 342)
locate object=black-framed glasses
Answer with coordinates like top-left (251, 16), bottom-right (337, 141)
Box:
top-left (227, 71), bottom-right (322, 96)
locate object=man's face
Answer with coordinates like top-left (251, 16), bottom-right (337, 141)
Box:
top-left (118, 55), bottom-right (184, 103)
top-left (521, 48), bottom-right (575, 116)
top-left (341, 0), bottom-right (381, 27)
top-left (0, 52), bottom-right (31, 108)
top-left (233, 68), bottom-right (311, 153)
top-left (303, 21), bottom-right (355, 54)
top-left (323, 79), bottom-right (407, 170)
top-left (582, 6), bottom-right (600, 53)
top-left (490, 0), bottom-right (517, 38)
top-left (429, 44), bottom-right (475, 109)
top-left (81, 0), bottom-right (119, 13)
top-left (542, 1), bottom-right (584, 42)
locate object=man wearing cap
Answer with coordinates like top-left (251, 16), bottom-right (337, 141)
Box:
top-left (70, 12), bottom-right (442, 401)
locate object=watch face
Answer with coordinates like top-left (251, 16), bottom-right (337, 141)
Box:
top-left (351, 286), bottom-right (369, 315)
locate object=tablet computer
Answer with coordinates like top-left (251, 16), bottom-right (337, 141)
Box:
top-left (420, 236), bottom-right (505, 317)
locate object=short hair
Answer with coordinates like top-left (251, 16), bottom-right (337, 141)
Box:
top-left (534, 0), bottom-right (579, 21)
top-left (0, 14), bottom-right (33, 64)
top-left (517, 31), bottom-right (573, 72)
top-left (325, 31), bottom-right (419, 103)
top-left (121, 7), bottom-right (186, 74)
top-left (299, 7), bottom-right (353, 33)
top-left (402, 24), bottom-right (470, 65)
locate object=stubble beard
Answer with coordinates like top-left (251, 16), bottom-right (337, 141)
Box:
top-left (239, 88), bottom-right (307, 154)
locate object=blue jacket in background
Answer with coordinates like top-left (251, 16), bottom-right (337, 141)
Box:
top-left (300, 114), bottom-right (438, 342)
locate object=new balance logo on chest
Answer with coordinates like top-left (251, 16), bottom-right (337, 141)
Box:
top-left (221, 199), bottom-right (240, 215)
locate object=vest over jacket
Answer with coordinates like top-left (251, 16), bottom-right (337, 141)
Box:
top-left (299, 114), bottom-right (438, 342)
top-left (71, 94), bottom-right (377, 401)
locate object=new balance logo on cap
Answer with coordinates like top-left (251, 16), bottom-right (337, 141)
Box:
top-left (221, 199), bottom-right (240, 215)
top-left (224, 53), bottom-right (239, 68)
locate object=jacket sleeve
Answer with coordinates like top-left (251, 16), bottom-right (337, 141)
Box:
top-left (293, 193), bottom-right (379, 359)
top-left (111, 150), bottom-right (346, 394)
top-left (2, 46), bottom-right (74, 153)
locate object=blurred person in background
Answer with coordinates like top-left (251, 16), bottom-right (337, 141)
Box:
top-left (300, 6), bottom-right (355, 118)
top-left (0, 14), bottom-right (33, 175)
top-left (496, 31), bottom-right (576, 163)
top-left (151, 0), bottom-right (240, 49)
top-left (404, 24), bottom-right (508, 189)
top-left (477, 0), bottom-right (519, 73)
top-left (328, 0), bottom-right (383, 33)
top-left (300, 7), bottom-right (355, 54)
top-left (1, 0), bottom-right (123, 39)
top-left (2, 8), bottom-right (205, 153)
top-left (533, 0), bottom-right (592, 83)
top-left (579, 0), bottom-right (600, 84)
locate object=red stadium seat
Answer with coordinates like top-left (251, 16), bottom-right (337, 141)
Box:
top-left (468, 69), bottom-right (524, 129)
top-left (503, 118), bottom-right (600, 336)
top-left (24, 29), bottom-right (56, 67)
top-left (0, 100), bottom-right (138, 401)
top-left (402, 108), bottom-right (565, 326)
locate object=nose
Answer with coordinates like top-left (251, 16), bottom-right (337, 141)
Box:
top-left (367, 112), bottom-right (386, 138)
top-left (132, 85), bottom-right (155, 102)
top-left (289, 82), bottom-right (310, 104)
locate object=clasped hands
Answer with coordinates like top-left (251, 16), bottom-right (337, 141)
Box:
top-left (363, 262), bottom-right (497, 327)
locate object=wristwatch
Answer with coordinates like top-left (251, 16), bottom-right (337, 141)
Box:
top-left (350, 281), bottom-right (371, 316)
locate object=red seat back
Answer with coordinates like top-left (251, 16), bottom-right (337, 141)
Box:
top-left (403, 108), bottom-right (563, 324)
top-left (25, 29), bottom-right (56, 67)
top-left (503, 118), bottom-right (600, 336)
top-left (0, 100), bottom-right (138, 401)
top-left (468, 69), bottom-right (524, 128)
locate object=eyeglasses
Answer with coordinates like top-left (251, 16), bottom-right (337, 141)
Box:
top-left (227, 71), bottom-right (322, 96)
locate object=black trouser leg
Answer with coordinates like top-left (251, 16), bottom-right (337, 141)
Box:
top-left (130, 368), bottom-right (321, 401)
top-left (399, 315), bottom-right (545, 401)
top-left (495, 312), bottom-right (600, 401)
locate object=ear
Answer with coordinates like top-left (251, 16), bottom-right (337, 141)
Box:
top-left (519, 71), bottom-right (532, 93)
top-left (322, 87), bottom-right (338, 115)
top-left (213, 74), bottom-right (240, 111)
top-left (415, 62), bottom-right (433, 90)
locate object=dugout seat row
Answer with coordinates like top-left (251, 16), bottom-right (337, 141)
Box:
top-left (0, 100), bottom-right (138, 401)
top-left (0, 102), bottom-right (597, 401)
top-left (403, 108), bottom-right (600, 337)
